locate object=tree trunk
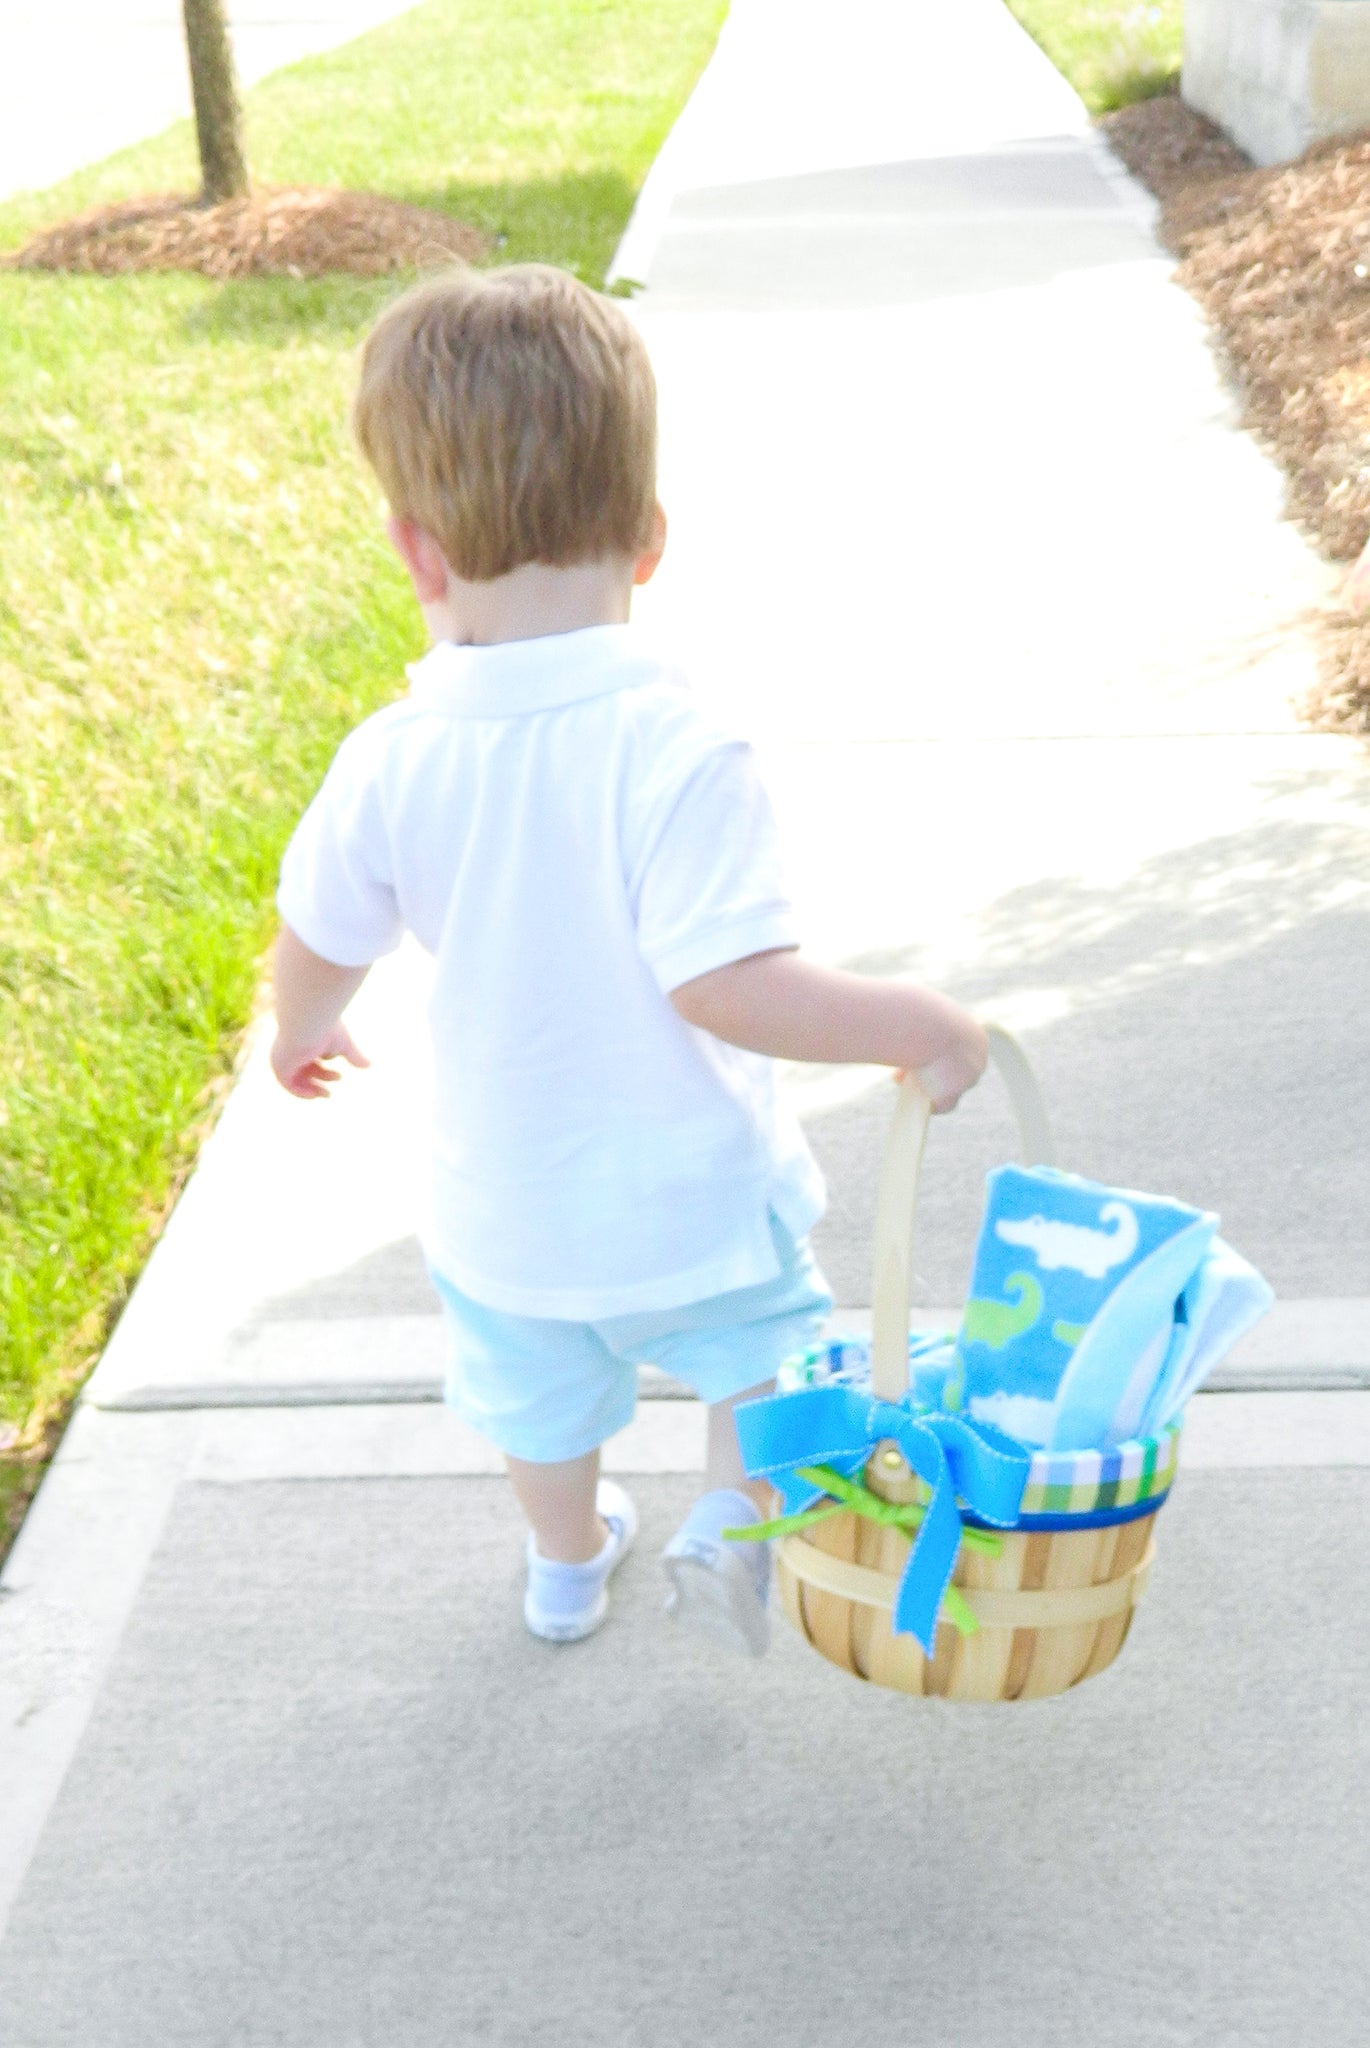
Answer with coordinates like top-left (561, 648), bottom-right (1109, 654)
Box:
top-left (182, 0), bottom-right (250, 204)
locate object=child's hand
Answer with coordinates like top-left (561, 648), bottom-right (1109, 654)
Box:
top-left (269, 926), bottom-right (372, 1099)
top-left (909, 1043), bottom-right (985, 1114)
top-left (270, 1023), bottom-right (370, 1100)
top-left (898, 1008), bottom-right (988, 1114)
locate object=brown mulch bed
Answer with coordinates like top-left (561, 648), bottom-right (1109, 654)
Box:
top-left (2, 184), bottom-right (488, 280)
top-left (1101, 94), bottom-right (1370, 733)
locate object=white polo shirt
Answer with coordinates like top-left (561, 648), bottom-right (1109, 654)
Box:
top-left (277, 625), bottom-right (826, 1318)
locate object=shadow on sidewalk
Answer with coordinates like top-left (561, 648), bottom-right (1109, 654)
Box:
top-left (810, 768), bottom-right (1370, 1302)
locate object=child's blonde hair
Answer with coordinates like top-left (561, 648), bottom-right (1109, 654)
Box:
top-left (353, 264), bottom-right (658, 581)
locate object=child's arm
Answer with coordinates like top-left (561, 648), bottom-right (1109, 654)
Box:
top-left (669, 949), bottom-right (986, 1112)
top-left (269, 926), bottom-right (372, 1099)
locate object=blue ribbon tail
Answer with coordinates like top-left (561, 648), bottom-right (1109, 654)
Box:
top-left (886, 1417), bottom-right (963, 1655)
top-left (875, 1402), bottom-right (1032, 1655)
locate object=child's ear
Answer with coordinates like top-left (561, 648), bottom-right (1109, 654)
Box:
top-left (387, 517), bottom-right (451, 604)
top-left (632, 502), bottom-right (668, 587)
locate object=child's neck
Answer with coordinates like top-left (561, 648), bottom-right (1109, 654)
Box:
top-left (422, 556), bottom-right (635, 649)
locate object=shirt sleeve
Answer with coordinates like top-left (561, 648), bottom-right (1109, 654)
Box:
top-left (632, 740), bottom-right (800, 993)
top-left (276, 730), bottom-right (404, 967)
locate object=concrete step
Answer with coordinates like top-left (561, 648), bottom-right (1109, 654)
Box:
top-left (84, 1299), bottom-right (1370, 1411)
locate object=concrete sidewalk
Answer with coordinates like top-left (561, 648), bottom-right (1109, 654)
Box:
top-left (3, 1), bottom-right (1370, 2040)
top-left (0, 0), bottom-right (420, 203)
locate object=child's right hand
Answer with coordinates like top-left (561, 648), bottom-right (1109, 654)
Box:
top-left (911, 1043), bottom-right (986, 1113)
top-left (900, 1004), bottom-right (988, 1114)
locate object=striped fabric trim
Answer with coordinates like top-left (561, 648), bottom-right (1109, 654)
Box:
top-left (1018, 1423), bottom-right (1180, 1517)
top-left (777, 1336), bottom-right (1182, 1525)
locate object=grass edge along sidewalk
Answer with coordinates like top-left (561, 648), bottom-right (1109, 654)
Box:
top-left (1002, 0), bottom-right (1182, 116)
top-left (0, 0), bottom-right (728, 1557)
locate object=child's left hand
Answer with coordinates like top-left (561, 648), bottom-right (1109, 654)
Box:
top-left (269, 925), bottom-right (372, 1098)
top-left (270, 1024), bottom-right (370, 1100)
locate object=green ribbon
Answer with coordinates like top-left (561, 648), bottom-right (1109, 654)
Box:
top-left (724, 1462), bottom-right (1002, 1638)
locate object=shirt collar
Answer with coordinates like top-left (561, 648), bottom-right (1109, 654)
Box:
top-left (406, 624), bottom-right (660, 718)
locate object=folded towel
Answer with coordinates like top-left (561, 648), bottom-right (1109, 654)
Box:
top-left (781, 1166), bottom-right (1272, 1456)
top-left (1046, 1211), bottom-right (1216, 1449)
top-left (945, 1166), bottom-right (1217, 1448)
top-left (1134, 1238), bottom-right (1274, 1438)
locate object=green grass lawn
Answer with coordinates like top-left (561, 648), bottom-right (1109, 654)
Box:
top-left (0, 0), bottom-right (726, 1543)
top-left (1003, 0), bottom-right (1183, 113)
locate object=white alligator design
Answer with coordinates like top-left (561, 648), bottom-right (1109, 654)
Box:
top-left (994, 1200), bottom-right (1139, 1280)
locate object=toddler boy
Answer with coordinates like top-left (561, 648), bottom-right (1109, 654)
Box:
top-left (271, 265), bottom-right (986, 1654)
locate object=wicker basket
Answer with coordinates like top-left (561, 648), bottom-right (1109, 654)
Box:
top-left (774, 1028), bottom-right (1174, 1703)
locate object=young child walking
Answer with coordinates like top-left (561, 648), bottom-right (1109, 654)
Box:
top-left (271, 264), bottom-right (986, 1655)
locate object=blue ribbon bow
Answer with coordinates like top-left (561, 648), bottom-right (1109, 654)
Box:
top-left (734, 1386), bottom-right (1031, 1656)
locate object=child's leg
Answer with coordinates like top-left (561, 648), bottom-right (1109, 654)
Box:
top-left (657, 1382), bottom-right (776, 1658)
top-left (425, 1266), bottom-right (640, 1640)
top-left (505, 1448), bottom-right (606, 1563)
top-left (506, 1450), bottom-right (640, 1643)
top-left (705, 1380), bottom-right (773, 1513)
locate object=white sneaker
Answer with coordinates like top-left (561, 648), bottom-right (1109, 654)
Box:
top-left (661, 1488), bottom-right (771, 1657)
top-left (523, 1479), bottom-right (638, 1643)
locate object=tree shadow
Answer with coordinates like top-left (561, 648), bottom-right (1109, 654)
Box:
top-left (806, 765), bottom-right (1370, 1306)
top-left (641, 143), bottom-right (1160, 312)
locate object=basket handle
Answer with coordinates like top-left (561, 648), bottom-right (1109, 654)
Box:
top-left (868, 1024), bottom-right (1056, 1402)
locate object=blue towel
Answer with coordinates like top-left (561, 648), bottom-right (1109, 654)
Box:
top-left (944, 1165), bottom-right (1217, 1448)
top-left (1133, 1236), bottom-right (1274, 1439)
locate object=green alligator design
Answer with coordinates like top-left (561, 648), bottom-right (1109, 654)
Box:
top-left (942, 1272), bottom-right (1044, 1411)
top-left (960, 1271), bottom-right (1043, 1350)
top-left (1052, 1319), bottom-right (1088, 1349)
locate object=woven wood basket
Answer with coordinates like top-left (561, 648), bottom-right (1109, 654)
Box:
top-left (775, 1028), bottom-right (1165, 1703)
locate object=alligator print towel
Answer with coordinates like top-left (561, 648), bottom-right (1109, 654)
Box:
top-left (944, 1165), bottom-right (1213, 1448)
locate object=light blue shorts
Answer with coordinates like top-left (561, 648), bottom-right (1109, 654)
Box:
top-left (429, 1220), bottom-right (832, 1464)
